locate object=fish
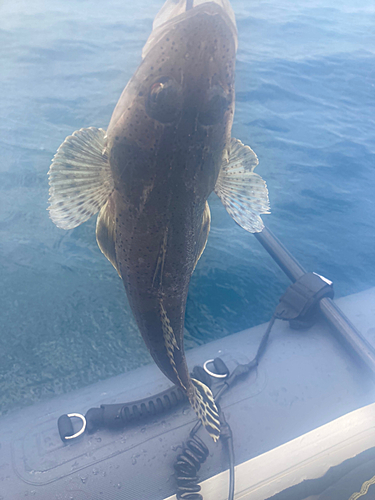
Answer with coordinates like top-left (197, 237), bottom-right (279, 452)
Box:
top-left (47, 0), bottom-right (270, 441)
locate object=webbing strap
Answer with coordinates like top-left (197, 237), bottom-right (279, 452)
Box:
top-left (275, 272), bottom-right (334, 326)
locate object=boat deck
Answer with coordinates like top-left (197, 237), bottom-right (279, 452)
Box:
top-left (1, 287), bottom-right (374, 499)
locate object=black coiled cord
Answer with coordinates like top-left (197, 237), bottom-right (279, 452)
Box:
top-left (174, 366), bottom-right (212, 499)
top-left (175, 435), bottom-right (209, 500)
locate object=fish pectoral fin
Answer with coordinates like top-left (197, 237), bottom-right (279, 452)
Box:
top-left (96, 197), bottom-right (121, 277)
top-left (48, 127), bottom-right (114, 230)
top-left (214, 137), bottom-right (270, 233)
top-left (193, 201), bottom-right (211, 271)
top-left (189, 378), bottom-right (220, 442)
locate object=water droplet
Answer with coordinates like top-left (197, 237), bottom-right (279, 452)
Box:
top-left (131, 456), bottom-right (137, 465)
top-left (95, 437), bottom-right (102, 443)
top-left (117, 483), bottom-right (122, 489)
top-left (141, 427), bottom-right (146, 433)
top-left (80, 476), bottom-right (88, 484)
top-left (92, 468), bottom-right (99, 475)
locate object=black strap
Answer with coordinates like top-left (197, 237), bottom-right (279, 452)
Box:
top-left (86, 385), bottom-right (187, 433)
top-left (275, 272), bottom-right (334, 328)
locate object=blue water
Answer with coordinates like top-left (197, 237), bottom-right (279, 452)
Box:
top-left (0, 0), bottom-right (374, 415)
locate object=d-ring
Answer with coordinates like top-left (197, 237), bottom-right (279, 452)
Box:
top-left (65, 413), bottom-right (87, 440)
top-left (203, 359), bottom-right (228, 379)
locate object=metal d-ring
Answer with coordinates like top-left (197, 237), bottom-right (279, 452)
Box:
top-left (64, 413), bottom-right (87, 440)
top-left (203, 359), bottom-right (228, 379)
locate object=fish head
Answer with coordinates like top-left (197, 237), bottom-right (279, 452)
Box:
top-left (144, 0), bottom-right (237, 57)
top-left (107, 0), bottom-right (238, 201)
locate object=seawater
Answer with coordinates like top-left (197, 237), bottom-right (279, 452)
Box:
top-left (0, 0), bottom-right (374, 414)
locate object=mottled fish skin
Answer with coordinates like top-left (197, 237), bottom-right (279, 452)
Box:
top-left (47, 0), bottom-right (244, 440)
top-left (104, 3), bottom-right (237, 394)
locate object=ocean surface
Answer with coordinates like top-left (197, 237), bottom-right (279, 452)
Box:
top-left (0, 0), bottom-right (374, 415)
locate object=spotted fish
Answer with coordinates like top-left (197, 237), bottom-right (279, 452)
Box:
top-left (47, 0), bottom-right (270, 441)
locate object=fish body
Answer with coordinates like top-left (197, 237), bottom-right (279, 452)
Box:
top-left (106, 1), bottom-right (236, 393)
top-left (48, 0), bottom-right (270, 440)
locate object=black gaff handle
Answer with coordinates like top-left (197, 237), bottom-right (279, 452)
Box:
top-left (84, 385), bottom-right (187, 433)
top-left (58, 366), bottom-right (211, 441)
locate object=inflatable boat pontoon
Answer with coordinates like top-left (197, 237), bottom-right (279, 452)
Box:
top-left (1, 228), bottom-right (375, 500)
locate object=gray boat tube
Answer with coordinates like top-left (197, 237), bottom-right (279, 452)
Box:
top-left (1, 283), bottom-right (375, 499)
top-left (1, 226), bottom-right (375, 500)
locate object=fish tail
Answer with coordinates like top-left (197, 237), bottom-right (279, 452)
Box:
top-left (189, 378), bottom-right (220, 442)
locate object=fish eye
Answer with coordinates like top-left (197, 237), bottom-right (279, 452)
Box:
top-left (198, 85), bottom-right (230, 126)
top-left (146, 76), bottom-right (183, 123)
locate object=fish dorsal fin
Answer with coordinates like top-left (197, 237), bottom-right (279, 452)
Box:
top-left (214, 138), bottom-right (270, 233)
top-left (96, 197), bottom-right (121, 277)
top-left (48, 127), bottom-right (114, 230)
top-left (194, 201), bottom-right (211, 270)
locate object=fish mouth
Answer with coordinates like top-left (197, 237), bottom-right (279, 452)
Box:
top-left (153, 0), bottom-right (236, 28)
top-left (142, 0), bottom-right (237, 59)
